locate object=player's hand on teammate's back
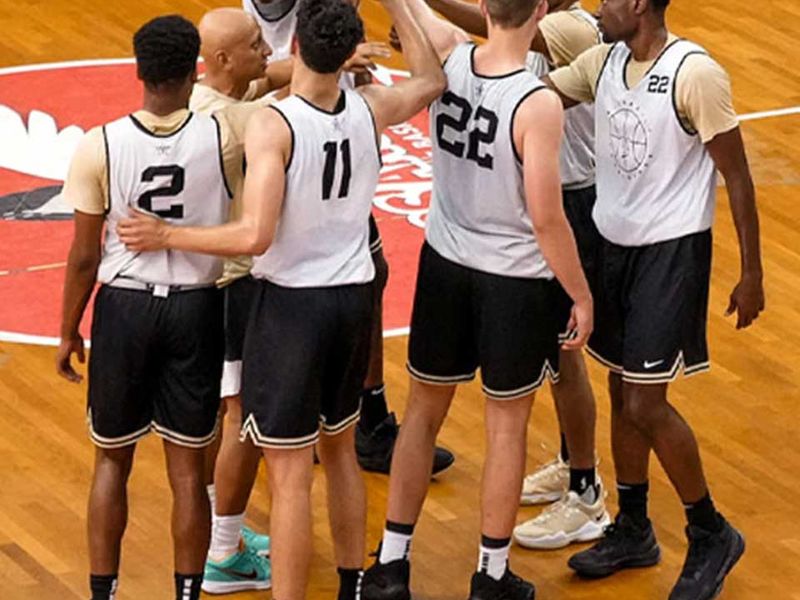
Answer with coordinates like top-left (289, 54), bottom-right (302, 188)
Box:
top-left (726, 275), bottom-right (765, 329)
top-left (562, 298), bottom-right (594, 351)
top-left (56, 336), bottom-right (85, 383)
top-left (344, 41), bottom-right (392, 74)
top-left (117, 210), bottom-right (169, 252)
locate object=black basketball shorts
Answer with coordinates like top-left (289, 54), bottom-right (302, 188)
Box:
top-left (87, 285), bottom-right (224, 449)
top-left (563, 185), bottom-right (601, 296)
top-left (369, 213), bottom-right (382, 254)
top-left (239, 279), bottom-right (373, 449)
top-left (221, 276), bottom-right (258, 398)
top-left (587, 229), bottom-right (712, 384)
top-left (407, 242), bottom-right (565, 400)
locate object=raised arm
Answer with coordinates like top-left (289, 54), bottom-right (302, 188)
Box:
top-left (117, 108), bottom-right (290, 257)
top-left (518, 89), bottom-right (593, 348)
top-left (357, 0), bottom-right (447, 131)
top-left (706, 127), bottom-right (764, 329)
top-left (405, 0), bottom-right (470, 62)
top-left (426, 0), bottom-right (487, 38)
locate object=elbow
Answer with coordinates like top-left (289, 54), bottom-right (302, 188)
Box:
top-left (423, 70), bottom-right (447, 105)
top-left (68, 248), bottom-right (101, 274)
top-left (245, 231), bottom-right (272, 256)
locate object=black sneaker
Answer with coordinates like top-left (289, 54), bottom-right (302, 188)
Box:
top-left (668, 517), bottom-right (745, 600)
top-left (361, 558), bottom-right (411, 600)
top-left (468, 569), bottom-right (536, 600)
top-left (567, 513), bottom-right (661, 578)
top-left (356, 413), bottom-right (455, 476)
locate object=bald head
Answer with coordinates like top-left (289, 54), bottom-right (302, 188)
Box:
top-left (199, 8), bottom-right (271, 84)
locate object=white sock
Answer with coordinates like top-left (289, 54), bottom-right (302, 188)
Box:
top-left (209, 513), bottom-right (244, 562)
top-left (478, 539), bottom-right (510, 581)
top-left (378, 528), bottom-right (413, 564)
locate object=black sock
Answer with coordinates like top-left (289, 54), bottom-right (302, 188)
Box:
top-left (685, 492), bottom-right (723, 532)
top-left (570, 467), bottom-right (597, 500)
top-left (618, 481), bottom-right (649, 525)
top-left (559, 433), bottom-right (570, 463)
top-left (89, 574), bottom-right (118, 600)
top-left (359, 384), bottom-right (390, 431)
top-left (337, 567), bottom-right (363, 600)
top-left (174, 573), bottom-right (203, 600)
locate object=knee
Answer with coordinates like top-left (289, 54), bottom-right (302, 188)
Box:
top-left (620, 384), bottom-right (669, 434)
top-left (265, 448), bottom-right (314, 495)
top-left (95, 446), bottom-right (135, 481)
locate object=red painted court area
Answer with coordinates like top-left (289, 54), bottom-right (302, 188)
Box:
top-left (0, 61), bottom-right (430, 341)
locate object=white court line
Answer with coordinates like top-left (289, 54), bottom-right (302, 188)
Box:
top-left (0, 58), bottom-right (798, 347)
top-left (739, 106), bottom-right (800, 122)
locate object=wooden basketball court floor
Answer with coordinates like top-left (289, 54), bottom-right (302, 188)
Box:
top-left (1, 1), bottom-right (799, 598)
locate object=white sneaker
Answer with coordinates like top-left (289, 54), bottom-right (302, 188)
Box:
top-left (514, 483), bottom-right (611, 550)
top-left (520, 455), bottom-right (569, 505)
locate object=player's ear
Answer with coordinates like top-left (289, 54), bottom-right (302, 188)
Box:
top-left (634, 0), bottom-right (649, 16)
top-left (291, 34), bottom-right (299, 57)
top-left (478, 0), bottom-right (489, 23)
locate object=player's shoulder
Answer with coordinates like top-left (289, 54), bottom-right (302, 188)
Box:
top-left (515, 86), bottom-right (563, 126)
top-left (676, 43), bottom-right (729, 81)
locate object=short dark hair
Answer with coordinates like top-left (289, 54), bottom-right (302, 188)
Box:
top-left (133, 15), bottom-right (200, 86)
top-left (651, 0), bottom-right (670, 10)
top-left (486, 0), bottom-right (542, 29)
top-left (295, 0), bottom-right (363, 74)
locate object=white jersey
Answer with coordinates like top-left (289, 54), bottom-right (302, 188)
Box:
top-left (243, 0), bottom-right (298, 61)
top-left (594, 40), bottom-right (717, 246)
top-left (99, 113), bottom-right (231, 285)
top-left (426, 42), bottom-right (552, 279)
top-left (526, 6), bottom-right (599, 189)
top-left (251, 90), bottom-right (380, 287)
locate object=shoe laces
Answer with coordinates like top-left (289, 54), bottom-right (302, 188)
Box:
top-left (535, 494), bottom-right (579, 524)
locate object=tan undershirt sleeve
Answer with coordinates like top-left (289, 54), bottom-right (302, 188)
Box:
top-left (548, 44), bottom-right (611, 104)
top-left (61, 126), bottom-right (107, 215)
top-left (676, 53), bottom-right (739, 143)
top-left (540, 11), bottom-right (600, 68)
top-left (214, 100), bottom-right (272, 194)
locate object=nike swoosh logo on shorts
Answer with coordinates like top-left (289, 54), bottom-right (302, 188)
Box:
top-left (643, 360), bottom-right (664, 369)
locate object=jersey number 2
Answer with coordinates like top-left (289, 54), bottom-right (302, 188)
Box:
top-left (137, 165), bottom-right (185, 218)
top-left (322, 139), bottom-right (352, 200)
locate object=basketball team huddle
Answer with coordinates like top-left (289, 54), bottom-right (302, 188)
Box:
top-left (55, 0), bottom-right (765, 599)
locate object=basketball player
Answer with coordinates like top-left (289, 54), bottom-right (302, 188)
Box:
top-left (55, 15), bottom-right (252, 600)
top-left (191, 7), bottom-right (275, 594)
top-left (540, 0), bottom-right (764, 597)
top-left (418, 0), bottom-right (610, 550)
top-left (116, 1), bottom-right (445, 598)
top-left (361, 0), bottom-right (593, 597)
top-left (247, 0), bottom-right (455, 476)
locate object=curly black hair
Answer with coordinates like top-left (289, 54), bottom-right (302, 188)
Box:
top-left (133, 15), bottom-right (200, 86)
top-left (295, 0), bottom-right (363, 74)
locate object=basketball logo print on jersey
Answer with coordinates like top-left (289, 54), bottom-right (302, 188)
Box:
top-left (607, 99), bottom-right (653, 179)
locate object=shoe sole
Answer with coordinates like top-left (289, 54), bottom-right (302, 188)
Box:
top-left (520, 491), bottom-right (564, 506)
top-left (201, 579), bottom-right (272, 594)
top-left (707, 529), bottom-right (746, 600)
top-left (357, 457), bottom-right (455, 478)
top-left (514, 513), bottom-right (611, 550)
top-left (569, 543), bottom-right (661, 578)
top-left (360, 584), bottom-right (411, 600)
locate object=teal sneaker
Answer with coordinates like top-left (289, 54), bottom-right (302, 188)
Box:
top-left (242, 526), bottom-right (271, 557)
top-left (202, 549), bottom-right (271, 594)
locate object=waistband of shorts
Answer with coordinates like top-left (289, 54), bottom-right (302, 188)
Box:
top-left (105, 277), bottom-right (216, 297)
top-left (562, 181), bottom-right (596, 192)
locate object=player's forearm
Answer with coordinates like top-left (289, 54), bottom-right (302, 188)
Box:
top-left (165, 220), bottom-right (270, 257)
top-left (534, 215), bottom-right (592, 304)
top-left (727, 172), bottom-right (763, 280)
top-left (60, 248), bottom-right (99, 339)
top-left (427, 0), bottom-right (487, 38)
top-left (384, 0), bottom-right (445, 93)
top-left (406, 0), bottom-right (469, 59)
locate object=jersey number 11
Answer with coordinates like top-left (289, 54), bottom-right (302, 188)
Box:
top-left (322, 139), bottom-right (352, 200)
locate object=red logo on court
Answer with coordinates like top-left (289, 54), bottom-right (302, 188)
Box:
top-left (0, 60), bottom-right (430, 342)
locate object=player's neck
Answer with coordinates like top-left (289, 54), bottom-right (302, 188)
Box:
top-left (627, 18), bottom-right (669, 62)
top-left (290, 63), bottom-right (342, 112)
top-left (201, 71), bottom-right (250, 101)
top-left (477, 27), bottom-right (534, 75)
top-left (142, 93), bottom-right (189, 117)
